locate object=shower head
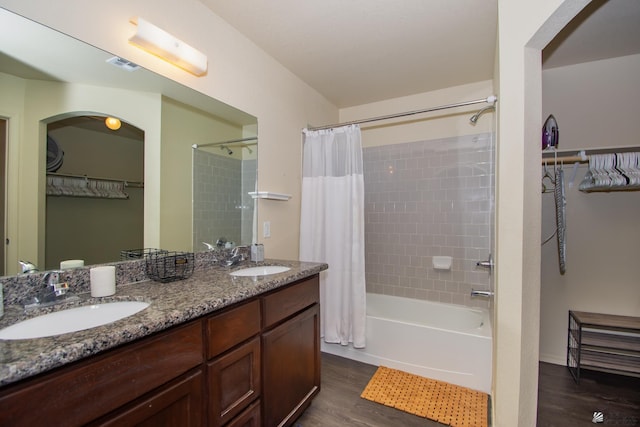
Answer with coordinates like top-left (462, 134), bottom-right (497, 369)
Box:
top-left (220, 145), bottom-right (233, 155)
top-left (469, 105), bottom-right (495, 125)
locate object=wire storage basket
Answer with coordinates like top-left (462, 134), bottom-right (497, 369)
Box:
top-left (145, 251), bottom-right (195, 283)
top-left (120, 248), bottom-right (168, 261)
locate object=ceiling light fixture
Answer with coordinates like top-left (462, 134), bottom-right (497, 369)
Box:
top-left (128, 17), bottom-right (208, 76)
top-left (105, 117), bottom-right (122, 131)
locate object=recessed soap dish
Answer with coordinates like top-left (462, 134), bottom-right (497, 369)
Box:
top-left (432, 256), bottom-right (452, 271)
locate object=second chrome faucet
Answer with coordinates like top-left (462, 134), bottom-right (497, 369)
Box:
top-left (470, 289), bottom-right (494, 298)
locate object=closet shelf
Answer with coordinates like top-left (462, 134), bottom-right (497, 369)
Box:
top-left (541, 147), bottom-right (640, 193)
top-left (47, 172), bottom-right (144, 188)
top-left (541, 146), bottom-right (640, 165)
top-left (579, 184), bottom-right (640, 193)
top-left (567, 310), bottom-right (640, 384)
top-left (46, 173), bottom-right (143, 199)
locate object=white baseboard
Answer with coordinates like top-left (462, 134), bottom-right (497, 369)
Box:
top-left (539, 353), bottom-right (566, 366)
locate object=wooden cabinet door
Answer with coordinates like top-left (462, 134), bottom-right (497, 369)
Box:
top-left (0, 321), bottom-right (203, 427)
top-left (90, 369), bottom-right (204, 427)
top-left (262, 304), bottom-right (320, 427)
top-left (226, 400), bottom-right (261, 427)
top-left (208, 337), bottom-right (261, 427)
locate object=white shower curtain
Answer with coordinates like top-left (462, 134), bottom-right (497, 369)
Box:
top-left (299, 124), bottom-right (366, 348)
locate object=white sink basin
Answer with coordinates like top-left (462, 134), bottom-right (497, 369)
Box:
top-left (0, 301), bottom-right (150, 340)
top-left (230, 265), bottom-right (291, 277)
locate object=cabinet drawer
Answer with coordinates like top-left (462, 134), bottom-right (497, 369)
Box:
top-left (0, 321), bottom-right (203, 427)
top-left (90, 369), bottom-right (204, 426)
top-left (226, 400), bottom-right (261, 427)
top-left (207, 299), bottom-right (261, 359)
top-left (262, 275), bottom-right (319, 328)
top-left (208, 337), bottom-right (261, 427)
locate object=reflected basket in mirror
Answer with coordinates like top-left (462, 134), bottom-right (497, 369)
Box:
top-left (145, 251), bottom-right (195, 283)
top-left (120, 248), bottom-right (169, 261)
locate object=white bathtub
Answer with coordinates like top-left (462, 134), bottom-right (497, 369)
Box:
top-left (321, 293), bottom-right (492, 393)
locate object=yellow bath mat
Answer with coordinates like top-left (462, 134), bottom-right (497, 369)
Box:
top-left (360, 366), bottom-right (488, 427)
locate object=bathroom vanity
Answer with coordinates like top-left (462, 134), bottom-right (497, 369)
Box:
top-left (0, 260), bottom-right (326, 427)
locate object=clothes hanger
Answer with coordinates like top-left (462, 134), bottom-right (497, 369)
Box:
top-left (542, 162), bottom-right (555, 193)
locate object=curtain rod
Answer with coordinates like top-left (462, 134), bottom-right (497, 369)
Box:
top-left (192, 136), bottom-right (257, 149)
top-left (306, 95), bottom-right (497, 131)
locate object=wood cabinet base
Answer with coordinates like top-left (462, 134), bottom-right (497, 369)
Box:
top-left (0, 274), bottom-right (321, 427)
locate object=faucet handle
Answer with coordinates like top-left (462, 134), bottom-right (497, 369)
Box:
top-left (43, 271), bottom-right (69, 296)
top-left (231, 245), bottom-right (250, 258)
top-left (202, 242), bottom-right (216, 251)
top-left (43, 271), bottom-right (70, 296)
top-left (52, 282), bottom-right (69, 297)
top-left (43, 271), bottom-right (57, 286)
top-left (43, 270), bottom-right (63, 286)
top-left (476, 254), bottom-right (493, 270)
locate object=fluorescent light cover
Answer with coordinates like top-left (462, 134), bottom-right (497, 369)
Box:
top-left (129, 17), bottom-right (207, 76)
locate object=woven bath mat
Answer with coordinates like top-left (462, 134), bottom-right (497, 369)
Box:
top-left (360, 366), bottom-right (488, 427)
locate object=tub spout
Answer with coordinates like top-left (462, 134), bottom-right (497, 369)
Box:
top-left (471, 289), bottom-right (494, 298)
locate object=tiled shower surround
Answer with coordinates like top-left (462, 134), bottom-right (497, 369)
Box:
top-left (192, 149), bottom-right (256, 249)
top-left (363, 133), bottom-right (494, 308)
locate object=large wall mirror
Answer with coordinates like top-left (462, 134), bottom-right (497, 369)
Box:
top-left (0, 8), bottom-right (258, 274)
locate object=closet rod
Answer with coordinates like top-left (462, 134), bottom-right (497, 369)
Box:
top-left (193, 136), bottom-right (257, 149)
top-left (306, 95), bottom-right (497, 131)
top-left (541, 155), bottom-right (588, 165)
top-left (541, 147), bottom-right (640, 165)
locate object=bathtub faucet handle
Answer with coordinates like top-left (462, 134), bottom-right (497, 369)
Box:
top-left (476, 254), bottom-right (493, 270)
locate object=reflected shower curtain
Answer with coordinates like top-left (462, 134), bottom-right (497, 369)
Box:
top-left (300, 124), bottom-right (366, 348)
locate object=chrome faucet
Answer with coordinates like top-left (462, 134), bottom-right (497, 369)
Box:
top-left (470, 289), bottom-right (494, 298)
top-left (25, 271), bottom-right (77, 309)
top-left (202, 242), bottom-right (216, 251)
top-left (42, 271), bottom-right (69, 299)
top-left (19, 260), bottom-right (38, 274)
top-left (231, 246), bottom-right (249, 257)
top-left (221, 246), bottom-right (249, 267)
top-left (476, 254), bottom-right (493, 271)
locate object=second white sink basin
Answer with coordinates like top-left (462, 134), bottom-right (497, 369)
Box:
top-left (0, 301), bottom-right (150, 340)
top-left (230, 265), bottom-right (291, 277)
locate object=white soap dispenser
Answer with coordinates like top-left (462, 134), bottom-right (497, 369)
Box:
top-left (251, 244), bottom-right (264, 262)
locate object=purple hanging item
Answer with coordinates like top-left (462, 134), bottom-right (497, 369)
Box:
top-left (542, 114), bottom-right (559, 150)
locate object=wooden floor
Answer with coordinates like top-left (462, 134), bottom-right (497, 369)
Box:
top-left (296, 353), bottom-right (478, 426)
top-left (537, 362), bottom-right (640, 427)
top-left (295, 354), bottom-right (639, 427)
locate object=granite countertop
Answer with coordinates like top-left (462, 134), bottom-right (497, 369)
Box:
top-left (0, 259), bottom-right (327, 387)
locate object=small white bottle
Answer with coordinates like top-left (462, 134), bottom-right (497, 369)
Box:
top-left (251, 244), bottom-right (264, 262)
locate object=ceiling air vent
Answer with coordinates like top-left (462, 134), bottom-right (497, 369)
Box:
top-left (106, 56), bottom-right (141, 72)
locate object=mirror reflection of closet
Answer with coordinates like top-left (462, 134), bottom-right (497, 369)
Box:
top-left (45, 114), bottom-right (144, 269)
